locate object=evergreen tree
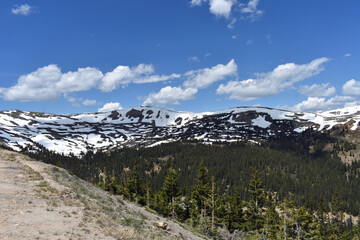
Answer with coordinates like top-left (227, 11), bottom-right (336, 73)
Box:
top-left (316, 193), bottom-right (328, 239)
top-left (126, 163), bottom-right (145, 204)
top-left (279, 199), bottom-right (296, 240)
top-left (329, 190), bottom-right (346, 239)
top-left (265, 193), bottom-right (280, 239)
top-left (210, 176), bottom-right (218, 234)
top-left (159, 166), bottom-right (181, 219)
top-left (191, 161), bottom-right (210, 226)
top-left (293, 206), bottom-right (312, 239)
top-left (245, 171), bottom-right (265, 232)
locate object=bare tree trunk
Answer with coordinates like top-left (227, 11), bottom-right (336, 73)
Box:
top-left (146, 187), bottom-right (150, 208)
top-left (211, 180), bottom-right (215, 231)
top-left (283, 210), bottom-right (287, 240)
top-left (171, 195), bottom-right (175, 219)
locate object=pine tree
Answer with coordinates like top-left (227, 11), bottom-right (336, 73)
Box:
top-left (265, 193), bottom-right (280, 239)
top-left (245, 171), bottom-right (265, 232)
top-left (329, 190), bottom-right (346, 239)
top-left (294, 206), bottom-right (312, 239)
top-left (126, 163), bottom-right (145, 204)
top-left (279, 199), bottom-right (297, 240)
top-left (191, 161), bottom-right (210, 226)
top-left (210, 176), bottom-right (217, 233)
top-left (159, 166), bottom-right (181, 219)
top-left (317, 193), bottom-right (328, 238)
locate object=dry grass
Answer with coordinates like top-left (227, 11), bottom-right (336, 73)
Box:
top-left (37, 180), bottom-right (59, 194)
top-left (22, 165), bottom-right (44, 181)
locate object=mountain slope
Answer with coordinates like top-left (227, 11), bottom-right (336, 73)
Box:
top-left (1, 106), bottom-right (360, 155)
top-left (0, 148), bottom-right (204, 240)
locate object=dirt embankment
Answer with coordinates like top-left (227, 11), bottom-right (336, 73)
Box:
top-left (0, 149), bottom-right (204, 240)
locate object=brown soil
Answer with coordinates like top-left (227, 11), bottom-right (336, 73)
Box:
top-left (0, 149), bottom-right (204, 240)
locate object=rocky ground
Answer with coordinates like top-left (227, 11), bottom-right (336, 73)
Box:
top-left (0, 148), bottom-right (204, 240)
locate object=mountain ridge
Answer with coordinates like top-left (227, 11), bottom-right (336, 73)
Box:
top-left (1, 105), bottom-right (360, 155)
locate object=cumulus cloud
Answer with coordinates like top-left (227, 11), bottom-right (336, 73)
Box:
top-left (82, 99), bottom-right (97, 106)
top-left (239, 0), bottom-right (263, 21)
top-left (298, 83), bottom-right (336, 97)
top-left (342, 79), bottom-right (360, 96)
top-left (1, 65), bottom-right (62, 101)
top-left (56, 67), bottom-right (103, 93)
top-left (99, 64), bottom-right (180, 92)
top-left (190, 0), bottom-right (236, 19)
top-left (190, 0), bottom-right (264, 26)
top-left (344, 53), bottom-right (351, 57)
top-left (209, 0), bottom-right (235, 18)
top-left (98, 102), bottom-right (123, 112)
top-left (12, 4), bottom-right (33, 16)
top-left (216, 57), bottom-right (330, 101)
top-left (143, 87), bottom-right (198, 106)
top-left (184, 59), bottom-right (237, 89)
top-left (0, 65), bottom-right (103, 102)
top-left (291, 96), bottom-right (354, 112)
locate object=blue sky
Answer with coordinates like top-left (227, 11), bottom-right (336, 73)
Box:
top-left (0, 0), bottom-right (359, 114)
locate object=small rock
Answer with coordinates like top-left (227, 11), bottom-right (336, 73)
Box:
top-left (157, 221), bottom-right (169, 230)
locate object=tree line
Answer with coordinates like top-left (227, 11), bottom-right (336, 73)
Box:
top-left (98, 160), bottom-right (360, 239)
top-left (24, 139), bottom-right (360, 216)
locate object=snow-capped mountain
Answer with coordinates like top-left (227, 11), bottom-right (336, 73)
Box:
top-left (1, 106), bottom-right (360, 155)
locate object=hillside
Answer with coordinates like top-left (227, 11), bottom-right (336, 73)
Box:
top-left (0, 148), bottom-right (204, 240)
top-left (2, 105), bottom-right (360, 156)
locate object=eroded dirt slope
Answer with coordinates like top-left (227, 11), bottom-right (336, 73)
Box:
top-left (0, 149), bottom-right (203, 240)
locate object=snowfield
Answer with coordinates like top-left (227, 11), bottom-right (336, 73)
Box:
top-left (0, 106), bottom-right (359, 155)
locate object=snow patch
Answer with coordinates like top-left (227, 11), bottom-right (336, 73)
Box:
top-left (252, 116), bottom-right (271, 128)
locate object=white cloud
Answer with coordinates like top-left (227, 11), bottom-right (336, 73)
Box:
top-left (64, 94), bottom-right (80, 107)
top-left (188, 56), bottom-right (200, 62)
top-left (98, 102), bottom-right (123, 112)
top-left (209, 0), bottom-right (236, 18)
top-left (298, 83), bottom-right (336, 97)
top-left (190, 0), bottom-right (207, 6)
top-left (190, 0), bottom-right (236, 19)
top-left (344, 53), bottom-right (351, 57)
top-left (344, 101), bottom-right (360, 108)
top-left (56, 67), bottom-right (103, 93)
top-left (190, 0), bottom-right (263, 27)
top-left (0, 65), bottom-right (102, 102)
top-left (184, 59), bottom-right (237, 89)
top-left (64, 94), bottom-right (77, 104)
top-left (227, 18), bottom-right (236, 29)
top-left (239, 0), bottom-right (263, 21)
top-left (99, 63), bottom-right (180, 92)
top-left (12, 4), bottom-right (33, 16)
top-left (82, 99), bottom-right (97, 106)
top-left (1, 65), bottom-right (62, 101)
top-left (217, 57), bottom-right (330, 101)
top-left (291, 96), bottom-right (354, 112)
top-left (143, 86), bottom-right (198, 106)
top-left (342, 79), bottom-right (360, 96)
